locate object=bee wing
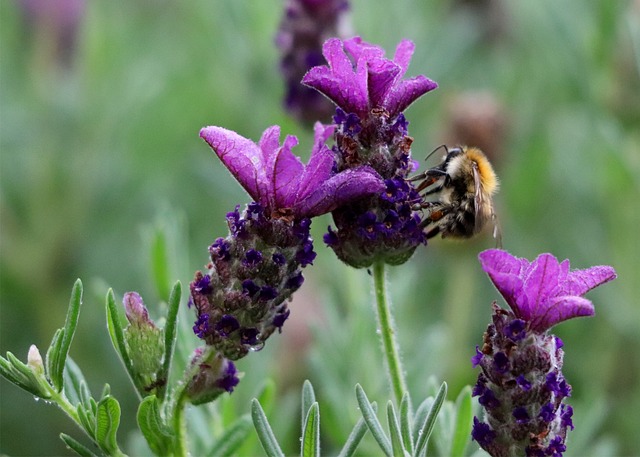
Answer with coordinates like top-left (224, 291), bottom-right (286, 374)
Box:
top-left (472, 161), bottom-right (484, 228)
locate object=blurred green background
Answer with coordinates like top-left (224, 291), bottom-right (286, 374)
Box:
top-left (1, 0), bottom-right (638, 455)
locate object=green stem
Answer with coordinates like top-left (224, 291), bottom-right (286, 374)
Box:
top-left (372, 261), bottom-right (407, 405)
top-left (171, 388), bottom-right (189, 457)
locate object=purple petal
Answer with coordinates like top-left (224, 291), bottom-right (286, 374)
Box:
top-left (479, 249), bottom-right (529, 276)
top-left (392, 39), bottom-right (415, 76)
top-left (523, 254), bottom-right (562, 318)
top-left (367, 59), bottom-right (401, 109)
top-left (562, 265), bottom-right (617, 296)
top-left (293, 166), bottom-right (385, 218)
top-left (530, 296), bottom-right (595, 332)
top-left (384, 75), bottom-right (438, 117)
top-left (200, 126), bottom-right (266, 204)
top-left (271, 134), bottom-right (303, 209)
top-left (296, 123), bottom-right (336, 202)
top-left (302, 38), bottom-right (369, 116)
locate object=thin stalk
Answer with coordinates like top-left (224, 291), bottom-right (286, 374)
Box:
top-left (372, 261), bottom-right (406, 405)
top-left (171, 386), bottom-right (189, 457)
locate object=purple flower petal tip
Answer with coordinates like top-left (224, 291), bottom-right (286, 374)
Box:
top-left (302, 36), bottom-right (437, 118)
top-left (200, 123), bottom-right (384, 219)
top-left (479, 249), bottom-right (617, 332)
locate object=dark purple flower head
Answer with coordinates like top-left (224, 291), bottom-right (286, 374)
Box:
top-left (479, 249), bottom-right (617, 333)
top-left (302, 36), bottom-right (437, 120)
top-left (472, 251), bottom-right (617, 457)
top-left (276, 0), bottom-right (351, 125)
top-left (200, 123), bottom-right (384, 220)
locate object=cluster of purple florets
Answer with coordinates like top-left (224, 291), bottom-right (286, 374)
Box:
top-left (471, 304), bottom-right (574, 456)
top-left (190, 203), bottom-right (313, 360)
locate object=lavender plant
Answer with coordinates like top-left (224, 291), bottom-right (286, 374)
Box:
top-left (471, 250), bottom-right (617, 456)
top-left (0, 15), bottom-right (620, 457)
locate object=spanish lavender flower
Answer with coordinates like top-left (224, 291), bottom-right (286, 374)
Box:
top-left (191, 124), bottom-right (384, 359)
top-left (472, 249), bottom-right (617, 457)
top-left (276, 0), bottom-right (351, 125)
top-left (303, 37), bottom-right (438, 267)
top-left (184, 346), bottom-right (240, 405)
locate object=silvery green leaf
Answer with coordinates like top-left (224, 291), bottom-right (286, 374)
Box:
top-left (251, 398), bottom-right (284, 457)
top-left (60, 433), bottom-right (98, 457)
top-left (400, 392), bottom-right (413, 454)
top-left (415, 382), bottom-right (447, 457)
top-left (301, 380), bottom-right (316, 430)
top-left (355, 384), bottom-right (392, 457)
top-left (301, 402), bottom-right (320, 457)
top-left (386, 401), bottom-right (407, 457)
top-left (158, 281), bottom-right (181, 400)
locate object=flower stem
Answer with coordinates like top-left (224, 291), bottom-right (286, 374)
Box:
top-left (171, 387), bottom-right (189, 457)
top-left (372, 261), bottom-right (407, 405)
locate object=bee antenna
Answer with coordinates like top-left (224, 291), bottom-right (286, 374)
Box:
top-left (424, 144), bottom-right (448, 162)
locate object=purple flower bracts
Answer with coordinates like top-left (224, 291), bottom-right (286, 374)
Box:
top-left (479, 249), bottom-right (617, 333)
top-left (200, 123), bottom-right (384, 219)
top-left (302, 36), bottom-right (437, 119)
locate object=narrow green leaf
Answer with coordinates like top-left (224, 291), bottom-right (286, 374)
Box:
top-left (337, 414), bottom-right (370, 457)
top-left (207, 414), bottom-right (252, 457)
top-left (106, 289), bottom-right (136, 388)
top-left (386, 401), bottom-right (406, 457)
top-left (45, 328), bottom-right (64, 388)
top-left (301, 380), bottom-right (316, 431)
top-left (251, 399), bottom-right (284, 457)
top-left (2, 352), bottom-right (50, 398)
top-left (399, 393), bottom-right (413, 455)
top-left (95, 396), bottom-right (121, 454)
top-left (301, 403), bottom-right (320, 457)
top-left (415, 382), bottom-right (447, 457)
top-left (137, 395), bottom-right (173, 456)
top-left (450, 386), bottom-right (473, 457)
top-left (77, 403), bottom-right (95, 438)
top-left (158, 281), bottom-right (181, 400)
top-left (60, 433), bottom-right (98, 457)
top-left (49, 280), bottom-right (83, 391)
top-left (412, 397), bottom-right (433, 445)
top-left (63, 357), bottom-right (88, 406)
top-left (150, 229), bottom-right (171, 300)
top-left (355, 384), bottom-right (392, 457)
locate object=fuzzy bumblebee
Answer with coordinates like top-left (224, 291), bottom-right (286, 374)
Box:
top-left (410, 145), bottom-right (500, 242)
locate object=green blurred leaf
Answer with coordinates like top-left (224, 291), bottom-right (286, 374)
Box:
top-left (106, 289), bottom-right (136, 392)
top-left (137, 395), bottom-right (173, 456)
top-left (450, 386), bottom-right (473, 457)
top-left (95, 396), bottom-right (121, 455)
top-left (60, 433), bottom-right (98, 457)
top-left (355, 384), bottom-right (392, 457)
top-left (386, 401), bottom-right (406, 457)
top-left (158, 281), bottom-right (181, 400)
top-left (255, 378), bottom-right (277, 416)
top-left (251, 398), bottom-right (284, 457)
top-left (207, 414), bottom-right (252, 457)
top-left (301, 380), bottom-right (316, 430)
top-left (150, 229), bottom-right (171, 300)
top-left (63, 357), bottom-right (89, 406)
top-left (337, 414), bottom-right (370, 457)
top-left (415, 382), bottom-right (447, 457)
top-left (301, 402), bottom-right (320, 457)
top-left (400, 393), bottom-right (413, 455)
top-left (46, 279), bottom-right (83, 392)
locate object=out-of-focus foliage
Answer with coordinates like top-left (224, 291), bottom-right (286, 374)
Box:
top-left (1, 0), bottom-right (638, 455)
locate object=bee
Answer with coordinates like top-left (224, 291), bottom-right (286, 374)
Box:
top-left (409, 145), bottom-right (501, 245)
